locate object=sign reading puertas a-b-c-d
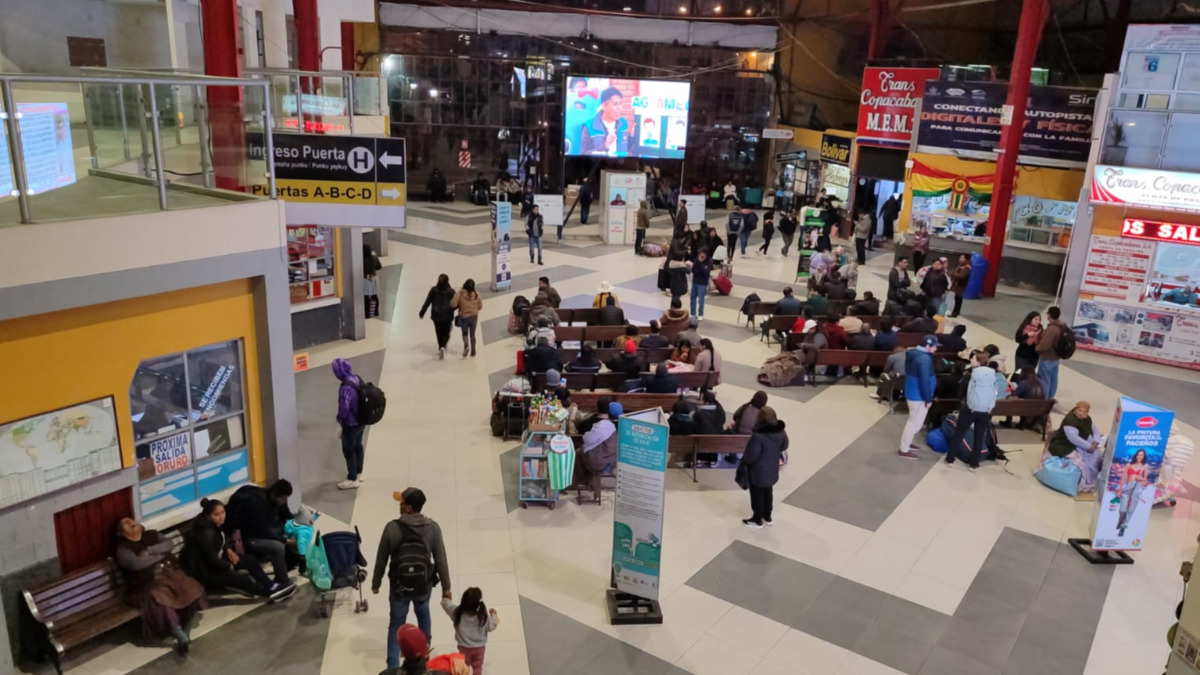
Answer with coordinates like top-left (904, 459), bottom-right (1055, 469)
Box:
top-left (249, 133), bottom-right (407, 228)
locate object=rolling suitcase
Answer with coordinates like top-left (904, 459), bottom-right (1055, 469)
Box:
top-left (713, 274), bottom-right (733, 296)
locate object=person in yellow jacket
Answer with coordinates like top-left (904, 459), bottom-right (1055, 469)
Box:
top-left (592, 280), bottom-right (621, 308)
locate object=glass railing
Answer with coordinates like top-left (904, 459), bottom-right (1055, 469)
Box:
top-left (0, 73), bottom-right (276, 225)
top-left (243, 68), bottom-right (386, 134)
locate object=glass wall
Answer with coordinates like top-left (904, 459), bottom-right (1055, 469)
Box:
top-left (130, 340), bottom-right (251, 516)
top-left (381, 29), bottom-right (774, 200)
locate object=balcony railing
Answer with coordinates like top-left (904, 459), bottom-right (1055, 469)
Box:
top-left (0, 73), bottom-right (276, 225)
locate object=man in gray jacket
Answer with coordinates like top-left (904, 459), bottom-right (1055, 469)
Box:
top-left (373, 487), bottom-right (452, 670)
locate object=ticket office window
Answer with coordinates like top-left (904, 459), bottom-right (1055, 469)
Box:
top-left (130, 340), bottom-right (251, 516)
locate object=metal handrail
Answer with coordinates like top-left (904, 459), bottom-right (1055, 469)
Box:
top-left (1, 74), bottom-right (276, 224)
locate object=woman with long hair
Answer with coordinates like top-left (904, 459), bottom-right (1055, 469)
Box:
top-left (738, 406), bottom-right (789, 529)
top-left (1014, 311), bottom-right (1043, 371)
top-left (1116, 449), bottom-right (1151, 537)
top-left (452, 278), bottom-right (484, 358)
top-left (180, 498), bottom-right (295, 602)
top-left (419, 273), bottom-right (457, 359)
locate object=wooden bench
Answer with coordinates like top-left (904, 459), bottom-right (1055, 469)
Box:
top-left (667, 435), bottom-right (752, 482)
top-left (760, 314), bottom-right (900, 343)
top-left (522, 307), bottom-right (600, 328)
top-left (781, 329), bottom-right (935, 352)
top-left (531, 370), bottom-right (720, 392)
top-left (926, 398), bottom-right (1056, 440)
top-left (572, 392), bottom-right (683, 415)
top-left (23, 559), bottom-right (140, 674)
top-left (551, 346), bottom-right (676, 369)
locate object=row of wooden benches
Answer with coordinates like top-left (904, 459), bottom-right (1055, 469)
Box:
top-left (530, 370), bottom-right (720, 392)
top-left (522, 298), bottom-right (861, 328)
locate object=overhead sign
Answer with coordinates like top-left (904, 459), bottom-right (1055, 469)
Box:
top-left (775, 150), bottom-right (808, 163)
top-left (819, 134), bottom-right (852, 165)
top-left (249, 133), bottom-right (407, 228)
top-left (762, 128), bottom-right (794, 140)
top-left (611, 408), bottom-right (668, 600)
top-left (1091, 165), bottom-right (1200, 213)
top-left (917, 80), bottom-right (1096, 166)
top-left (1122, 218), bottom-right (1200, 247)
top-left (1092, 397), bottom-right (1174, 551)
top-left (281, 94), bottom-right (348, 117)
top-left (857, 67), bottom-right (941, 149)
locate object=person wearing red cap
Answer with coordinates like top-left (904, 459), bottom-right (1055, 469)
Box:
top-left (380, 624), bottom-right (431, 674)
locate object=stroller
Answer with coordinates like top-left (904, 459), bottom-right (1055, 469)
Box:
top-left (312, 528), bottom-right (369, 618)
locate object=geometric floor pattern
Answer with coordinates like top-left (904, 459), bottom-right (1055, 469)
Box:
top-left (71, 203), bottom-right (1200, 675)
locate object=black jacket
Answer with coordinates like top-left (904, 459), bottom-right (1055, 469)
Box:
top-left (922, 270), bottom-right (950, 298)
top-left (694, 403), bottom-right (727, 435)
top-left (668, 265), bottom-right (689, 297)
top-left (668, 413), bottom-right (697, 436)
top-left (639, 333), bottom-right (671, 350)
top-left (420, 286), bottom-right (456, 323)
top-left (902, 317), bottom-right (939, 333)
top-left (525, 344), bottom-right (562, 374)
top-left (606, 353), bottom-right (643, 379)
top-left (887, 268), bottom-right (911, 302)
top-left (225, 484), bottom-right (291, 542)
top-left (180, 513), bottom-right (235, 588)
top-left (739, 421), bottom-right (788, 488)
top-left (854, 298), bottom-right (881, 316)
top-left (778, 215), bottom-right (797, 236)
top-left (526, 214), bottom-right (545, 238)
top-left (643, 373), bottom-right (680, 394)
top-left (598, 305), bottom-right (625, 326)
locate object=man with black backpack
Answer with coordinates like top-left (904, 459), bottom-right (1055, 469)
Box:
top-left (333, 358), bottom-right (387, 490)
top-left (373, 487), bottom-right (452, 671)
top-left (1036, 305), bottom-right (1073, 401)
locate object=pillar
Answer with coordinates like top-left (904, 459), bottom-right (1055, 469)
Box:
top-left (867, 0), bottom-right (891, 62)
top-left (294, 0), bottom-right (320, 95)
top-left (341, 21), bottom-right (357, 72)
top-left (200, 0), bottom-right (246, 191)
top-left (981, 0), bottom-right (1050, 297)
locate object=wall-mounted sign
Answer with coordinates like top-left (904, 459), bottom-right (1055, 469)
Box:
top-left (819, 134), bottom-right (852, 165)
top-left (762, 128), bottom-right (794, 140)
top-left (150, 432), bottom-right (192, 476)
top-left (775, 150), bottom-right (808, 163)
top-left (1091, 165), bottom-right (1200, 213)
top-left (857, 67), bottom-right (941, 149)
top-left (293, 352), bottom-right (310, 372)
top-left (281, 94), bottom-right (348, 117)
top-left (1122, 218), bottom-right (1200, 246)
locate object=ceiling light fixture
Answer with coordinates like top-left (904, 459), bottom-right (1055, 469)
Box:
top-left (430, 88), bottom-right (439, 97)
top-left (714, 4), bottom-right (721, 11)
top-left (745, 8), bottom-right (752, 14)
top-left (679, 4), bottom-right (687, 12)
top-left (623, 5), bottom-right (632, 10)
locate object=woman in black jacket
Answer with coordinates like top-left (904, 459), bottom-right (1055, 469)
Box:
top-left (180, 499), bottom-right (295, 602)
top-left (738, 407), bottom-right (789, 529)
top-left (419, 273), bottom-right (458, 359)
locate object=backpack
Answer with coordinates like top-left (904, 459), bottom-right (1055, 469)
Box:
top-left (352, 380), bottom-right (387, 425)
top-left (727, 211), bottom-right (744, 234)
top-left (739, 292), bottom-right (761, 319)
top-left (390, 521), bottom-right (433, 598)
top-left (511, 295), bottom-right (530, 315)
top-left (1055, 326), bottom-right (1077, 360)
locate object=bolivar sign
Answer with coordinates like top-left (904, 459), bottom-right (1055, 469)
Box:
top-left (250, 133), bottom-right (407, 228)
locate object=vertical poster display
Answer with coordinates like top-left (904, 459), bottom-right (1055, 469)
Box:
top-left (490, 201), bottom-right (512, 292)
top-left (601, 172), bottom-right (646, 245)
top-left (1093, 397), bottom-right (1175, 552)
top-left (533, 194), bottom-right (564, 227)
top-left (611, 408), bottom-right (668, 600)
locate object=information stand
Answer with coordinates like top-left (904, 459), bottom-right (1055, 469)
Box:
top-left (608, 407), bottom-right (667, 625)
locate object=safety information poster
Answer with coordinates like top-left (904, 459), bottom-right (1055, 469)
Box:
top-left (611, 408), bottom-right (668, 600)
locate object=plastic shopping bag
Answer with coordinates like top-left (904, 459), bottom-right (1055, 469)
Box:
top-left (306, 534), bottom-right (334, 592)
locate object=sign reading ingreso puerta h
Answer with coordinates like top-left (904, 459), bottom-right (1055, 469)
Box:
top-left (249, 133), bottom-right (407, 228)
top-left (857, 67), bottom-right (941, 149)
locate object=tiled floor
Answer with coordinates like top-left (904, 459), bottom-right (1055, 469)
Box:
top-left (71, 202), bottom-right (1200, 675)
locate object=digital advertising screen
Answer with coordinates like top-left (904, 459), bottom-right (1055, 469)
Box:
top-left (563, 77), bottom-right (690, 160)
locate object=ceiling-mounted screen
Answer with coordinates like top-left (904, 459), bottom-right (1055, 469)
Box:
top-left (564, 77), bottom-right (690, 159)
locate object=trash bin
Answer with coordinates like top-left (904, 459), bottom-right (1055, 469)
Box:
top-left (965, 252), bottom-right (988, 299)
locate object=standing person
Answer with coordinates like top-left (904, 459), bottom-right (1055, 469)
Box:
top-left (635, 199), bottom-right (650, 255)
top-left (374, 488), bottom-right (453, 671)
top-left (441, 588), bottom-right (499, 675)
top-left (909, 222), bottom-right (931, 270)
top-left (666, 252), bottom-right (691, 306)
top-left (451, 279), bottom-right (483, 358)
top-left (738, 407), bottom-right (788, 529)
top-left (887, 258), bottom-right (911, 303)
top-left (880, 193), bottom-right (901, 240)
top-left (333, 358), bottom-right (365, 489)
top-left (689, 250), bottom-right (714, 320)
top-left (949, 254), bottom-right (971, 317)
top-left (521, 184), bottom-right (535, 219)
top-left (853, 208), bottom-right (871, 265)
top-left (419, 274), bottom-right (457, 359)
top-left (921, 257), bottom-right (950, 314)
top-left (674, 198), bottom-right (689, 237)
top-left (945, 353), bottom-right (999, 470)
top-left (1036, 306), bottom-right (1068, 400)
top-left (180, 498), bottom-right (296, 602)
top-left (1014, 311), bottom-right (1043, 371)
top-left (819, 198), bottom-right (840, 251)
top-left (224, 480), bottom-right (296, 591)
top-left (898, 336), bottom-right (939, 460)
top-left (725, 207), bottom-right (744, 261)
top-left (426, 168), bottom-right (447, 203)
top-left (526, 204), bottom-right (545, 265)
top-left (114, 518), bottom-right (207, 655)
top-left (757, 209), bottom-right (776, 255)
top-left (738, 206), bottom-right (759, 257)
top-left (778, 209), bottom-right (798, 257)
top-left (385, 624), bottom-right (433, 675)
top-left (579, 176), bottom-right (593, 224)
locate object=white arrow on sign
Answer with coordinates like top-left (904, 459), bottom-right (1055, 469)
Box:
top-left (380, 152), bottom-right (403, 168)
top-left (381, 187), bottom-right (401, 200)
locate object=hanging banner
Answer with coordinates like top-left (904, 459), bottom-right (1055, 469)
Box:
top-left (916, 80), bottom-right (1096, 166)
top-left (490, 201), bottom-right (512, 291)
top-left (857, 67), bottom-right (942, 149)
top-left (533, 194), bottom-right (564, 226)
top-left (1091, 165), bottom-right (1200, 213)
top-left (1093, 397), bottom-right (1174, 551)
top-left (611, 408), bottom-right (668, 600)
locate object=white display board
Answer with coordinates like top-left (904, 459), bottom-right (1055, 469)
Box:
top-left (678, 195), bottom-right (706, 224)
top-left (533, 194), bottom-right (564, 226)
top-left (600, 171), bottom-right (646, 245)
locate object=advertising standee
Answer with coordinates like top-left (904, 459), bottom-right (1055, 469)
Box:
top-left (608, 408), bottom-right (668, 624)
top-left (491, 201), bottom-right (512, 291)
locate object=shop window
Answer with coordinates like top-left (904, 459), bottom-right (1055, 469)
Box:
top-left (287, 225), bottom-right (336, 304)
top-left (1007, 197), bottom-right (1075, 249)
top-left (1162, 113), bottom-right (1200, 172)
top-left (129, 340), bottom-right (251, 516)
top-left (1102, 110), bottom-right (1167, 168)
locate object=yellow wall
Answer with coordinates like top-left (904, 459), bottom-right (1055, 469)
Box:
top-left (0, 280), bottom-right (266, 482)
top-left (898, 152), bottom-right (1086, 234)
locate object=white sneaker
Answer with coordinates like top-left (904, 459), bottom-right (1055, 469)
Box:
top-left (356, 475), bottom-right (365, 483)
top-left (698, 315), bottom-right (704, 322)
top-left (337, 479), bottom-right (361, 490)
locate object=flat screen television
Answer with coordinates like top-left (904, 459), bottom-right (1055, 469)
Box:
top-left (563, 77), bottom-right (691, 159)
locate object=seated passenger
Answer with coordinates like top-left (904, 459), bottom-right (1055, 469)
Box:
top-left (776, 286), bottom-right (803, 316)
top-left (847, 325), bottom-right (876, 350)
top-left (822, 314), bottom-right (849, 350)
top-left (614, 325), bottom-right (641, 352)
top-left (693, 338), bottom-right (723, 384)
top-left (543, 369), bottom-right (570, 402)
top-left (181, 498), bottom-right (296, 603)
top-left (524, 336), bottom-right (562, 375)
top-left (670, 338), bottom-right (696, 365)
top-left (1044, 401), bottom-right (1105, 495)
top-left (526, 317), bottom-right (557, 348)
top-left (838, 307), bottom-right (864, 335)
top-left (638, 320), bottom-right (672, 350)
top-left (115, 517), bottom-right (207, 654)
top-left (854, 290), bottom-right (880, 316)
top-left (575, 396), bottom-right (612, 435)
top-left (597, 295), bottom-right (625, 326)
top-left (676, 316), bottom-right (703, 348)
top-left (694, 390), bottom-right (727, 435)
top-left (566, 343), bottom-right (602, 373)
top-left (660, 298), bottom-right (691, 333)
top-left (644, 363), bottom-right (680, 393)
top-left (874, 317), bottom-right (897, 351)
top-left (528, 293), bottom-right (558, 328)
top-left (730, 391), bottom-right (768, 434)
top-left (1000, 367), bottom-right (1046, 430)
top-left (804, 286), bottom-right (829, 316)
top-left (870, 346), bottom-right (908, 402)
top-left (592, 280), bottom-right (621, 308)
top-left (224, 480), bottom-right (296, 592)
top-left (938, 324), bottom-right (968, 354)
top-left (901, 306), bottom-right (939, 334)
top-left (581, 402), bottom-right (623, 475)
top-left (668, 399), bottom-right (698, 436)
top-left (606, 341), bottom-right (643, 384)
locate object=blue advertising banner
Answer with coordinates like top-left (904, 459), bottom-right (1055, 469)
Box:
top-left (611, 408), bottom-right (668, 600)
top-left (1093, 397), bottom-right (1175, 551)
top-left (916, 80), bottom-right (1097, 167)
top-left (490, 201), bottom-right (512, 291)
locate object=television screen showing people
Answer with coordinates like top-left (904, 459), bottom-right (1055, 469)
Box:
top-left (564, 77), bottom-right (690, 159)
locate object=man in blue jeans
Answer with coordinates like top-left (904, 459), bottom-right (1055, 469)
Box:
top-left (333, 358), bottom-right (365, 490)
top-left (690, 250), bottom-right (714, 320)
top-left (372, 488), bottom-right (452, 670)
top-left (527, 204), bottom-right (544, 265)
top-left (1036, 305), bottom-right (1068, 400)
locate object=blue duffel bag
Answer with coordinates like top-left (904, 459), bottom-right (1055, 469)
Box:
top-left (1035, 456), bottom-right (1082, 497)
top-left (926, 428), bottom-right (949, 454)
